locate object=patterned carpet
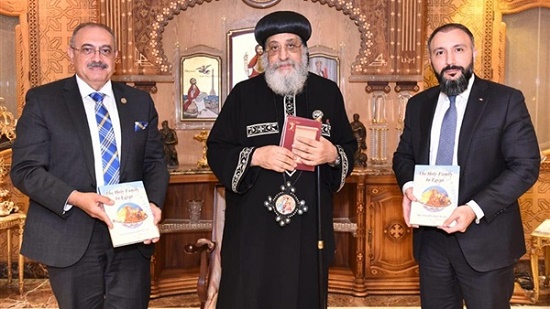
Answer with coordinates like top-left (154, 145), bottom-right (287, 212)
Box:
top-left (145, 307), bottom-right (549, 309)
top-left (1, 279), bottom-right (549, 308)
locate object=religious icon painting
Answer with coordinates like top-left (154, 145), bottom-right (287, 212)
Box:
top-left (179, 52), bottom-right (222, 122)
top-left (228, 27), bottom-right (263, 91)
top-left (308, 45), bottom-right (340, 86)
top-left (275, 194), bottom-right (296, 215)
top-left (308, 54), bottom-right (340, 86)
top-left (264, 181), bottom-right (308, 227)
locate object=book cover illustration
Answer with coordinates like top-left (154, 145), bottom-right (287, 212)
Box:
top-left (97, 181), bottom-right (160, 247)
top-left (279, 115), bottom-right (322, 171)
top-left (410, 165), bottom-right (460, 227)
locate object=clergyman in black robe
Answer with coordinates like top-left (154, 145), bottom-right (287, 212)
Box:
top-left (206, 11), bottom-right (357, 309)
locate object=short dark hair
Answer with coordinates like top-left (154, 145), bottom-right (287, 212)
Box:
top-left (70, 22), bottom-right (117, 50)
top-left (427, 23), bottom-right (474, 50)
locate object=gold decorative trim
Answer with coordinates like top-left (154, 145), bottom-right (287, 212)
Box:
top-left (28, 0), bottom-right (38, 89)
top-left (242, 0), bottom-right (281, 9)
top-left (365, 81), bottom-right (390, 94)
top-left (394, 81), bottom-right (419, 93)
top-left (497, 0), bottom-right (550, 13)
top-left (0, 0), bottom-right (31, 116)
top-left (493, 0), bottom-right (550, 83)
top-left (0, 100), bottom-right (16, 143)
top-left (483, 0), bottom-right (495, 80)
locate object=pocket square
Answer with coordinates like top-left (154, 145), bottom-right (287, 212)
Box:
top-left (134, 121), bottom-right (148, 131)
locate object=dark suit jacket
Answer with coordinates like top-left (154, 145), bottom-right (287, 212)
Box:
top-left (393, 75), bottom-right (540, 272)
top-left (11, 76), bottom-right (169, 268)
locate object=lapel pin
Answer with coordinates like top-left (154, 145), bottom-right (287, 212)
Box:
top-left (478, 98), bottom-right (484, 102)
top-left (121, 98), bottom-right (127, 104)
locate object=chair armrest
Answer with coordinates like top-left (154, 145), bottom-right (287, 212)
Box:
top-left (184, 238), bottom-right (216, 305)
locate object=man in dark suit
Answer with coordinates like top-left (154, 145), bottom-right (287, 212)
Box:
top-left (393, 23), bottom-right (540, 309)
top-left (10, 22), bottom-right (169, 308)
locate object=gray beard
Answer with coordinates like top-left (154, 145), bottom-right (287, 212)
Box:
top-left (263, 49), bottom-right (309, 96)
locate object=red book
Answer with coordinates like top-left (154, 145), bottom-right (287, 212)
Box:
top-left (279, 115), bottom-right (322, 171)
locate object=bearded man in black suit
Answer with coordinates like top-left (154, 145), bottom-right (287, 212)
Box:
top-left (393, 23), bottom-right (540, 309)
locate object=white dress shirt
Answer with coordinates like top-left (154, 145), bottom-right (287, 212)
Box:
top-left (403, 75), bottom-right (484, 223)
top-left (64, 76), bottom-right (123, 212)
top-left (76, 76), bottom-right (122, 187)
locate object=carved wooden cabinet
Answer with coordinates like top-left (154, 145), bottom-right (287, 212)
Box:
top-left (150, 168), bottom-right (422, 299)
top-left (329, 170), bottom-right (368, 296)
top-left (363, 172), bottom-right (419, 294)
top-left (147, 163), bottom-right (543, 301)
top-left (151, 168), bottom-right (372, 298)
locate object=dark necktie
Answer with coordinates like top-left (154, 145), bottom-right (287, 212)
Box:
top-left (90, 92), bottom-right (120, 185)
top-left (436, 95), bottom-right (457, 165)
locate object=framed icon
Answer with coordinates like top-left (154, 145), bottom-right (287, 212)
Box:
top-left (308, 45), bottom-right (340, 86)
top-left (178, 48), bottom-right (222, 123)
top-left (227, 27), bottom-right (265, 91)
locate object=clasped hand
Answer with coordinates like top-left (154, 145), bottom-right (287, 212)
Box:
top-left (67, 190), bottom-right (162, 244)
top-left (251, 136), bottom-right (338, 173)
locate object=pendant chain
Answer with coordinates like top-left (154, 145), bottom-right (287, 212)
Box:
top-left (283, 170), bottom-right (303, 186)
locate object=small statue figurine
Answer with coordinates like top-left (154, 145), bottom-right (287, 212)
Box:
top-left (193, 130), bottom-right (210, 169)
top-left (160, 120), bottom-right (179, 168)
top-left (350, 113), bottom-right (368, 168)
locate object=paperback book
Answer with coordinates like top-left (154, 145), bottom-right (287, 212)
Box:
top-left (97, 181), bottom-right (160, 247)
top-left (279, 115), bottom-right (322, 171)
top-left (410, 165), bottom-right (460, 227)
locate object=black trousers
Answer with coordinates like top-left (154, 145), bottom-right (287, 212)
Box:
top-left (418, 228), bottom-right (514, 309)
top-left (48, 220), bottom-right (151, 309)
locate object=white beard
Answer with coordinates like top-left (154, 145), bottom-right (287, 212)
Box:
top-left (263, 48), bottom-right (309, 96)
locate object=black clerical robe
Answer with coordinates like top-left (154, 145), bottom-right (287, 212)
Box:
top-left (207, 73), bottom-right (357, 309)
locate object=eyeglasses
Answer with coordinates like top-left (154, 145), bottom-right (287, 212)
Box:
top-left (70, 46), bottom-right (114, 57)
top-left (265, 43), bottom-right (302, 56)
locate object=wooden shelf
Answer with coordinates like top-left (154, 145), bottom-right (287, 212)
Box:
top-left (333, 217), bottom-right (358, 235)
top-left (160, 219), bottom-right (213, 233)
top-left (150, 268), bottom-right (200, 299)
top-left (160, 216), bottom-right (356, 235)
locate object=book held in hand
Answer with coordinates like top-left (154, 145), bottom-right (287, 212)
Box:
top-left (410, 165), bottom-right (460, 227)
top-left (97, 181), bottom-right (160, 247)
top-left (279, 115), bottom-right (322, 171)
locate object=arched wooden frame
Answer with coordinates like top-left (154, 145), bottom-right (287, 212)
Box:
top-left (0, 1), bottom-right (30, 118)
top-left (492, 0), bottom-right (550, 83)
top-left (106, 0), bottom-right (424, 79)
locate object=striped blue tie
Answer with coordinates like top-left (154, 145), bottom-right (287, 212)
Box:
top-left (436, 95), bottom-right (457, 165)
top-left (90, 92), bottom-right (120, 185)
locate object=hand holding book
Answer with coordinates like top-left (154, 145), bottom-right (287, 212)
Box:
top-left (143, 202), bottom-right (162, 244)
top-left (67, 190), bottom-right (115, 229)
top-left (97, 181), bottom-right (161, 247)
top-left (250, 145), bottom-right (298, 173)
top-left (401, 187), bottom-right (420, 228)
top-left (279, 115), bottom-right (322, 171)
top-left (409, 165), bottom-right (460, 227)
